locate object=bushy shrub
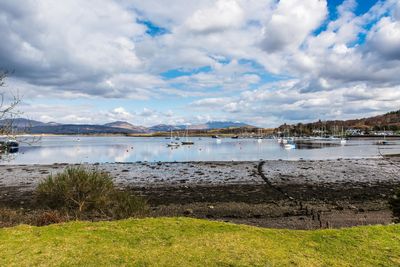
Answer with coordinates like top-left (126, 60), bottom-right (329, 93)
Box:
top-left (34, 210), bottom-right (67, 226)
top-left (36, 167), bottom-right (147, 219)
top-left (389, 189), bottom-right (400, 222)
top-left (109, 190), bottom-right (148, 219)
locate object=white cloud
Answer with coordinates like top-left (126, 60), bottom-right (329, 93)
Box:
top-left (1, 0), bottom-right (400, 127)
top-left (367, 17), bottom-right (400, 60)
top-left (0, 0), bottom-right (146, 95)
top-left (185, 0), bottom-right (245, 33)
top-left (261, 0), bottom-right (327, 52)
top-left (109, 107), bottom-right (135, 121)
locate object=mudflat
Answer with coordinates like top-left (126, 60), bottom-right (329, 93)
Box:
top-left (1, 157), bottom-right (399, 229)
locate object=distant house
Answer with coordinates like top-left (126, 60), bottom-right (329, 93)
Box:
top-left (373, 130), bottom-right (394, 136)
top-left (345, 128), bottom-right (364, 136)
top-left (312, 129), bottom-right (325, 134)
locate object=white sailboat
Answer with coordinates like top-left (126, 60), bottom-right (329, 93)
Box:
top-left (377, 129), bottom-right (388, 145)
top-left (167, 129), bottom-right (180, 147)
top-left (257, 128), bottom-right (262, 143)
top-left (340, 126), bottom-right (346, 145)
top-left (284, 143), bottom-right (295, 149)
top-left (175, 131), bottom-right (180, 140)
top-left (283, 128), bottom-right (295, 149)
top-left (181, 126), bottom-right (194, 145)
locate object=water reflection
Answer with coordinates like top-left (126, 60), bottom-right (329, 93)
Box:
top-left (1, 136), bottom-right (399, 165)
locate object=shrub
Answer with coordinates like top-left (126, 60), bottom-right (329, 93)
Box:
top-left (389, 188), bottom-right (400, 222)
top-left (0, 208), bottom-right (24, 227)
top-left (108, 190), bottom-right (148, 219)
top-left (36, 167), bottom-right (147, 219)
top-left (34, 210), bottom-right (67, 226)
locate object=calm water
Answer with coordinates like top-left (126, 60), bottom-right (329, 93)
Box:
top-left (1, 136), bottom-right (400, 165)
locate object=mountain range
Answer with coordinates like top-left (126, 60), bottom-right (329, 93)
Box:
top-left (0, 118), bottom-right (253, 134)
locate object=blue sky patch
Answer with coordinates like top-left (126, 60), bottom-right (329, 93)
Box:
top-left (137, 19), bottom-right (169, 36)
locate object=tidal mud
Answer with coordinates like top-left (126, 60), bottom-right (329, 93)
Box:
top-left (1, 157), bottom-right (399, 229)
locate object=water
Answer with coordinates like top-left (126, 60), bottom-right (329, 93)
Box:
top-left (1, 136), bottom-right (400, 165)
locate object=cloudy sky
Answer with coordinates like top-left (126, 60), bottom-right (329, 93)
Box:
top-left (0, 0), bottom-right (399, 127)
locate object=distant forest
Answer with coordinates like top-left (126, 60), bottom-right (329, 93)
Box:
top-left (278, 110), bottom-right (400, 135)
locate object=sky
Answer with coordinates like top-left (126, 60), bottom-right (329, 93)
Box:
top-left (0, 0), bottom-right (399, 127)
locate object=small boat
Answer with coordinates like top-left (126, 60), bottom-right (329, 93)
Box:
top-left (284, 143), bottom-right (296, 150)
top-left (5, 140), bottom-right (19, 148)
top-left (181, 141), bottom-right (194, 145)
top-left (0, 140), bottom-right (19, 153)
top-left (181, 126), bottom-right (194, 145)
top-left (231, 135), bottom-right (239, 139)
top-left (340, 127), bottom-right (346, 145)
top-left (257, 129), bottom-right (263, 143)
top-left (376, 140), bottom-right (388, 145)
top-left (376, 131), bottom-right (389, 145)
top-left (211, 135), bottom-right (219, 139)
top-left (167, 142), bottom-right (180, 147)
top-left (167, 129), bottom-right (180, 147)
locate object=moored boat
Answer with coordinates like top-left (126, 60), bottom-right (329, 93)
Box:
top-left (167, 142), bottom-right (180, 147)
top-left (167, 128), bottom-right (181, 147)
top-left (0, 139), bottom-right (19, 153)
top-left (181, 126), bottom-right (194, 145)
top-left (284, 143), bottom-right (296, 149)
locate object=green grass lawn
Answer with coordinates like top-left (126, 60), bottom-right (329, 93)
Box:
top-left (0, 217), bottom-right (399, 266)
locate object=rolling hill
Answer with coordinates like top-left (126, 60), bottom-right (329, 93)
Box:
top-left (103, 121), bottom-right (148, 133)
top-left (278, 110), bottom-right (400, 135)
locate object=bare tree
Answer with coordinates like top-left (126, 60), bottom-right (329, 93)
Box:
top-left (0, 72), bottom-right (40, 160)
top-left (0, 71), bottom-right (22, 137)
top-left (0, 71), bottom-right (37, 160)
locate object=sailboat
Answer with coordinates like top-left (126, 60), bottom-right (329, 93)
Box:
top-left (76, 127), bottom-right (81, 142)
top-left (181, 126), bottom-right (194, 145)
top-left (257, 128), bottom-right (262, 143)
top-left (284, 142), bottom-right (295, 149)
top-left (377, 129), bottom-right (388, 145)
top-left (340, 126), bottom-right (346, 145)
top-left (167, 129), bottom-right (180, 147)
top-left (175, 131), bottom-right (180, 140)
top-left (282, 128), bottom-right (295, 149)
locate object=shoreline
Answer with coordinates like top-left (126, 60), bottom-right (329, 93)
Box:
top-left (1, 158), bottom-right (399, 229)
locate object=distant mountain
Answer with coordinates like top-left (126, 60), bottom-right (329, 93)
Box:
top-left (28, 124), bottom-right (142, 134)
top-left (203, 121), bottom-right (251, 129)
top-left (149, 121), bottom-right (252, 132)
top-left (0, 118), bottom-right (46, 128)
top-left (104, 121), bottom-right (148, 133)
top-left (0, 118), bottom-right (254, 134)
top-left (148, 124), bottom-right (185, 132)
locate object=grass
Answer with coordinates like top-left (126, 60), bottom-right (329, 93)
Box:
top-left (0, 217), bottom-right (399, 266)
